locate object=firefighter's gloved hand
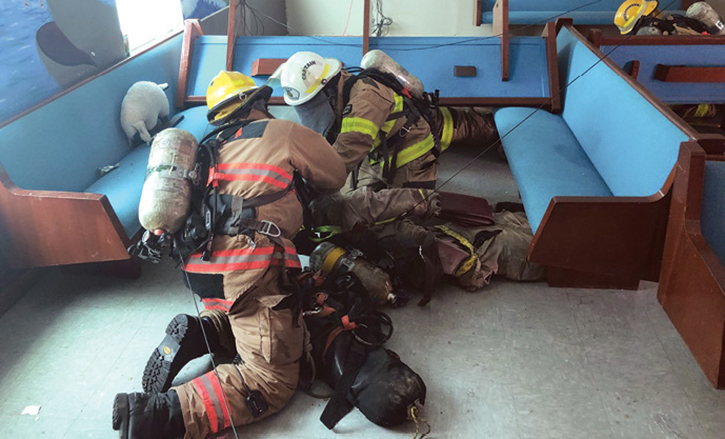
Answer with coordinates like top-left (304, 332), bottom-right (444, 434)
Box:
top-left (413, 190), bottom-right (440, 219)
top-left (127, 230), bottom-right (167, 263)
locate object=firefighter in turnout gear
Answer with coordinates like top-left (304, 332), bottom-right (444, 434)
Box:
top-left (276, 51), bottom-right (498, 190)
top-left (112, 71), bottom-right (347, 439)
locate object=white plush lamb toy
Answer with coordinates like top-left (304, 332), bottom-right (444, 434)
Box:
top-left (120, 81), bottom-right (170, 144)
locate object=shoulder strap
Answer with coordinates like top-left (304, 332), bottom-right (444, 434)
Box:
top-left (320, 337), bottom-right (367, 429)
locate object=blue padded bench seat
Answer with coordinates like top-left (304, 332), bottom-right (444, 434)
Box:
top-left (701, 160), bottom-right (725, 265)
top-left (491, 24), bottom-right (698, 286)
top-left (85, 105), bottom-right (212, 238)
top-left (497, 26), bottom-right (691, 235)
top-left (494, 107), bottom-right (611, 232)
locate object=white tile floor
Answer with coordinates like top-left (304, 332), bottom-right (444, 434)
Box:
top-left (1, 147), bottom-right (724, 439)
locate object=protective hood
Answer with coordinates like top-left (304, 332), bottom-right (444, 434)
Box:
top-left (294, 88), bottom-right (337, 137)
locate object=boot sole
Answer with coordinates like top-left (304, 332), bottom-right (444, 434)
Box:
top-left (142, 314), bottom-right (196, 393)
top-left (112, 393), bottom-right (129, 438)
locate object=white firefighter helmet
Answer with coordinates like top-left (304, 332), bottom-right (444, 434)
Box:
top-left (275, 51), bottom-right (342, 106)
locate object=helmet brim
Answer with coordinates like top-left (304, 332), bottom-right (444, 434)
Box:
top-left (207, 85), bottom-right (273, 125)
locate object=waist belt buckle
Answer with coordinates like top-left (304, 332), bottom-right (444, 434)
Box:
top-left (259, 220), bottom-right (282, 238)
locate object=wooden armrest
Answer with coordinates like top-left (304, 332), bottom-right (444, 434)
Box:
top-left (654, 64), bottom-right (725, 83)
top-left (251, 58), bottom-right (287, 77)
top-left (0, 167), bottom-right (130, 268)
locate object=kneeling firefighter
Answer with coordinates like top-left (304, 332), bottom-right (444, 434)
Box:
top-left (274, 50), bottom-right (498, 191)
top-left (116, 70), bottom-right (347, 439)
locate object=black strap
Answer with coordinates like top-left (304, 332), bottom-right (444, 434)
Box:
top-left (320, 341), bottom-right (367, 429)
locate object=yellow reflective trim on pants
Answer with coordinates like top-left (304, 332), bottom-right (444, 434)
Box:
top-left (440, 107), bottom-right (454, 152)
top-left (434, 224), bottom-right (477, 277)
top-left (341, 117), bottom-right (379, 139)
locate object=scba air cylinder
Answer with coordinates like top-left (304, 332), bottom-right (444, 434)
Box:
top-left (310, 242), bottom-right (396, 307)
top-left (138, 128), bottom-right (199, 235)
top-left (360, 49), bottom-right (424, 99)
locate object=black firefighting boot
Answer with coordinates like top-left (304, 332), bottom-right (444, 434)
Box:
top-left (112, 391), bottom-right (185, 439)
top-left (142, 313), bottom-right (225, 393)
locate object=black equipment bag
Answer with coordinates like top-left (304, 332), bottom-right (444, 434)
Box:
top-left (298, 271), bottom-right (426, 429)
top-left (320, 330), bottom-right (426, 428)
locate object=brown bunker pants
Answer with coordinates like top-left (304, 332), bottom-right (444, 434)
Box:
top-left (173, 267), bottom-right (304, 439)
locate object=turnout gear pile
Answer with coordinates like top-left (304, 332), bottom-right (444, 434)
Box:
top-left (298, 270), bottom-right (427, 430)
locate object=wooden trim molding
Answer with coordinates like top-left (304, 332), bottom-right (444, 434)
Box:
top-left (363, 0), bottom-right (371, 55)
top-left (251, 58), bottom-right (287, 76)
top-left (654, 64), bottom-right (725, 83)
top-left (492, 0), bottom-right (510, 81)
top-left (176, 20), bottom-right (204, 109)
top-left (543, 22), bottom-right (561, 113)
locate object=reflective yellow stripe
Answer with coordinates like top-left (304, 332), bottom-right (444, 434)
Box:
top-left (380, 94), bottom-right (404, 134)
top-left (434, 225), bottom-right (477, 277)
top-left (305, 64), bottom-right (330, 94)
top-left (310, 225), bottom-right (343, 243)
top-left (440, 107), bottom-right (454, 152)
top-left (370, 133), bottom-right (436, 169)
top-left (396, 134), bottom-right (436, 168)
top-left (341, 117), bottom-right (379, 138)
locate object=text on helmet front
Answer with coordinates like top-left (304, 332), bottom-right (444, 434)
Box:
top-left (301, 60), bottom-right (317, 81)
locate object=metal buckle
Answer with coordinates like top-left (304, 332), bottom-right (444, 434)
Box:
top-left (258, 220), bottom-right (281, 238)
top-left (399, 125), bottom-right (411, 137)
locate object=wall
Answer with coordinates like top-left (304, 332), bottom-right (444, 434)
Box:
top-left (285, 0), bottom-right (492, 36)
top-left (202, 0), bottom-right (288, 35)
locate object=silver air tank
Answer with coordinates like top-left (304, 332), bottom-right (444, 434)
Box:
top-left (686, 1), bottom-right (725, 35)
top-left (138, 128), bottom-right (199, 235)
top-left (360, 49), bottom-right (424, 99)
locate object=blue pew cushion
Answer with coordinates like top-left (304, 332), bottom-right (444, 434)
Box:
top-left (495, 107), bottom-right (612, 233)
top-left (85, 144), bottom-right (150, 239)
top-left (701, 161), bottom-right (725, 266)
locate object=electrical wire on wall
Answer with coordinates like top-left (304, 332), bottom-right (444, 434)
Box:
top-left (372, 0), bottom-right (393, 37)
top-left (240, 0), bottom-right (266, 36)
